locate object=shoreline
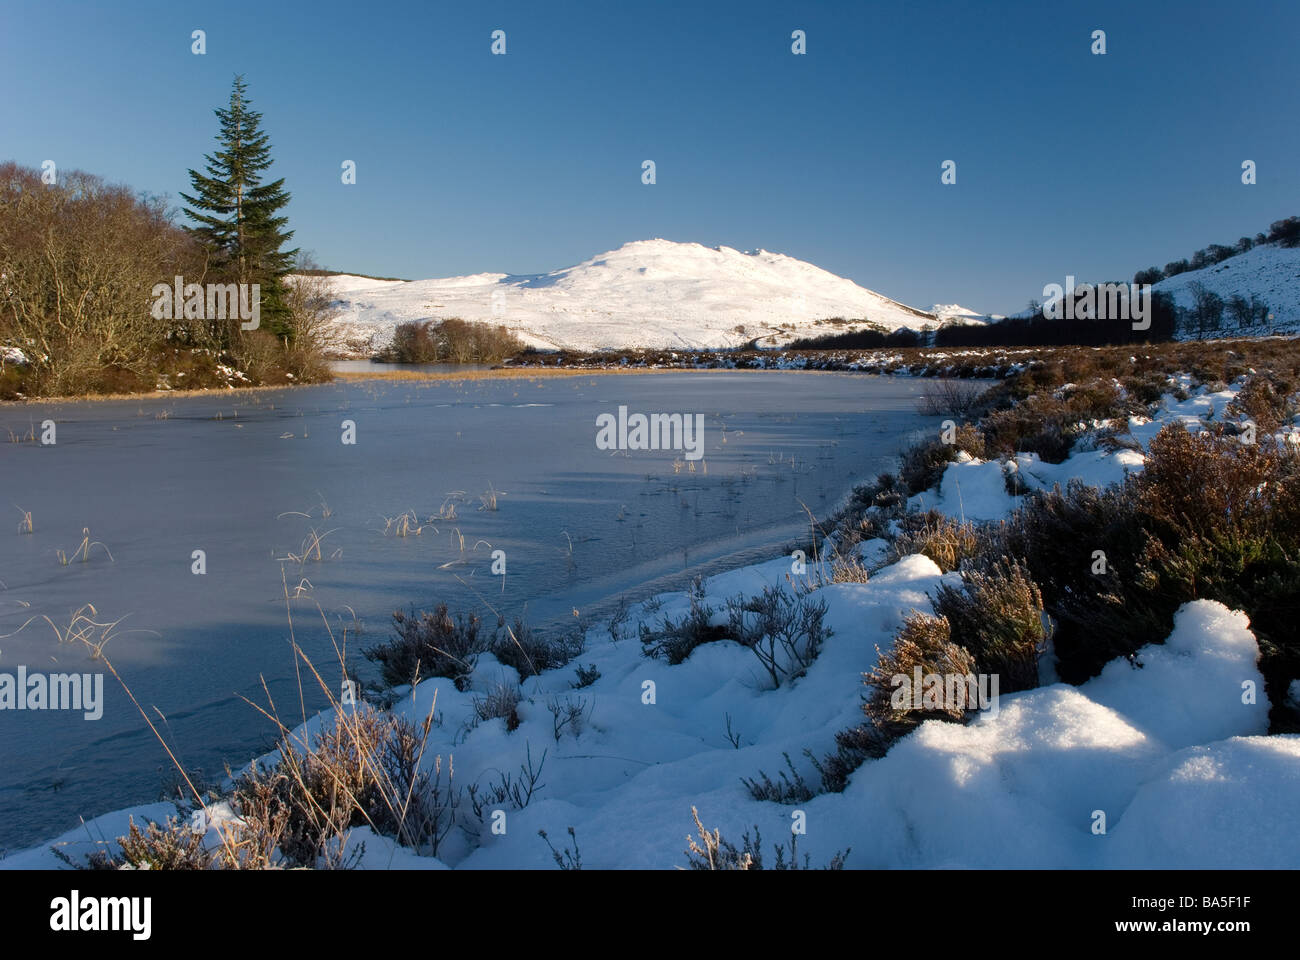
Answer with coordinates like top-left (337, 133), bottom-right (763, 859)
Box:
top-left (0, 363), bottom-right (914, 406)
top-left (6, 335), bottom-right (1295, 405)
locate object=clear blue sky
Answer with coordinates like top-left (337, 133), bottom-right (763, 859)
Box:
top-left (2, 0), bottom-right (1296, 315)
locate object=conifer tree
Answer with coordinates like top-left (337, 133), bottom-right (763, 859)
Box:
top-left (181, 75), bottom-right (297, 337)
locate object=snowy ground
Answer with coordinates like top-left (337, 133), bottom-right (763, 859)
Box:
top-left (5, 375), bottom-right (1298, 870)
top-left (321, 239), bottom-right (943, 355)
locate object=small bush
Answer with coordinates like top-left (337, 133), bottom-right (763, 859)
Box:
top-left (932, 558), bottom-right (1048, 693)
top-left (473, 682), bottom-right (523, 731)
top-left (230, 706), bottom-right (459, 868)
top-left (828, 556), bottom-right (871, 583)
top-left (952, 422), bottom-right (987, 459)
top-left (900, 438), bottom-right (961, 494)
top-left (1230, 373), bottom-right (1295, 434)
top-left (538, 826), bottom-right (582, 870)
top-left (81, 816), bottom-right (214, 870)
top-left (807, 725), bottom-right (891, 793)
top-left (572, 663), bottom-right (601, 688)
top-left (726, 586), bottom-right (831, 687)
top-left (742, 752), bottom-right (815, 804)
top-left (684, 807), bottom-right (848, 870)
top-left (890, 511), bottom-right (982, 573)
top-left (492, 618), bottom-right (583, 679)
top-left (998, 479), bottom-right (1164, 683)
top-left (467, 743), bottom-right (547, 821)
top-left (919, 377), bottom-right (986, 416)
top-left (640, 591), bottom-right (732, 665)
top-left (365, 605), bottom-right (488, 690)
top-left (546, 694), bottom-right (590, 742)
top-left (863, 612), bottom-right (977, 737)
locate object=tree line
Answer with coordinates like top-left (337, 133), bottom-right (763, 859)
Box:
top-left (1133, 216), bottom-right (1299, 286)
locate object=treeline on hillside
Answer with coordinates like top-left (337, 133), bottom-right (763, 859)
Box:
top-left (379, 318), bottom-right (526, 364)
top-left (1133, 215), bottom-right (1299, 285)
top-left (789, 293), bottom-right (1181, 351)
top-left (932, 282), bottom-right (1276, 348)
top-left (933, 291), bottom-right (1180, 347)
top-left (795, 282), bottom-right (1275, 351)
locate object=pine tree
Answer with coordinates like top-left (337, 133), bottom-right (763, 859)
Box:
top-left (181, 75), bottom-right (297, 338)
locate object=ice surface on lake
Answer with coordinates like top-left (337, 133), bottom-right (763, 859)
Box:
top-left (0, 370), bottom-right (945, 851)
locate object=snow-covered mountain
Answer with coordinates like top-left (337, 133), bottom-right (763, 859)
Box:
top-left (321, 239), bottom-right (944, 355)
top-left (930, 303), bottom-right (998, 325)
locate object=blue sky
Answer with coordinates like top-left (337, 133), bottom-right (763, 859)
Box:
top-left (2, 0), bottom-right (1296, 315)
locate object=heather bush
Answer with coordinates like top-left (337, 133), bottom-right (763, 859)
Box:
top-left (900, 437), bottom-right (962, 493)
top-left (492, 617), bottom-right (583, 679)
top-left (230, 706), bottom-right (459, 868)
top-left (742, 752), bottom-right (816, 804)
top-left (863, 612), bottom-right (977, 737)
top-left (932, 558), bottom-right (1047, 693)
top-left (77, 816), bottom-right (214, 870)
top-left (365, 605), bottom-right (489, 690)
top-left (889, 511), bottom-right (982, 573)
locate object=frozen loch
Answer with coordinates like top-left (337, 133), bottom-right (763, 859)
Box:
top-left (0, 370), bottom-right (946, 852)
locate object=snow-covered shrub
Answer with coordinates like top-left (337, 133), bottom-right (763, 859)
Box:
top-left (62, 815), bottom-right (214, 870)
top-left (230, 707), bottom-right (459, 867)
top-left (640, 590), bottom-right (732, 665)
top-left (932, 558), bottom-right (1047, 694)
top-left (864, 611), bottom-right (976, 733)
top-left (726, 586), bottom-right (831, 687)
top-left (366, 605), bottom-right (489, 690)
top-left (493, 617), bottom-right (583, 679)
top-left (742, 751), bottom-right (815, 803)
top-left (473, 681), bottom-right (523, 731)
top-left (889, 510), bottom-right (981, 573)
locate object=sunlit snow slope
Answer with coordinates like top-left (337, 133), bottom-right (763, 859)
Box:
top-left (322, 239), bottom-right (941, 355)
top-left (1153, 242), bottom-right (1300, 338)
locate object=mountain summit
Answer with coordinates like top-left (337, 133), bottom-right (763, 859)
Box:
top-left (323, 239), bottom-right (944, 355)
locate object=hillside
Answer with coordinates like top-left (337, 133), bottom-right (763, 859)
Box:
top-left (1154, 242), bottom-right (1300, 337)
top-left (321, 239), bottom-right (943, 356)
